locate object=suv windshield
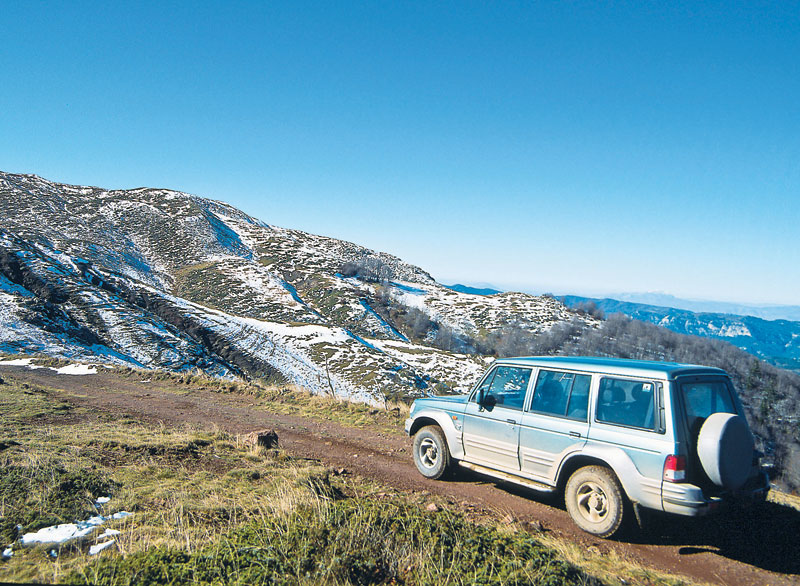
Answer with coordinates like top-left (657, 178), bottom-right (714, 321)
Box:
top-left (681, 380), bottom-right (737, 437)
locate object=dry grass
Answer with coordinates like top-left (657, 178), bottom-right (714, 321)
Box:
top-left (533, 532), bottom-right (698, 586)
top-left (0, 369), bottom-right (699, 586)
top-left (768, 488), bottom-right (800, 511)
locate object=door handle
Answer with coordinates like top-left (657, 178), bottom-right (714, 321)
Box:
top-left (506, 419), bottom-right (517, 425)
top-left (569, 431), bottom-right (582, 438)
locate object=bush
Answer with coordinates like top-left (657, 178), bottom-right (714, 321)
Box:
top-left (340, 258), bottom-right (393, 284)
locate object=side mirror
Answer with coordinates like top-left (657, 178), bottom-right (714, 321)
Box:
top-left (481, 393), bottom-right (497, 411)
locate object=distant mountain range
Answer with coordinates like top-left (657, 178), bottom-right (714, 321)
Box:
top-left (562, 295), bottom-right (800, 371)
top-left (440, 283), bottom-right (800, 372)
top-left (608, 292), bottom-right (800, 323)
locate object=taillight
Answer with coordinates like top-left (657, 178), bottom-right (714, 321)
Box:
top-left (663, 454), bottom-right (686, 482)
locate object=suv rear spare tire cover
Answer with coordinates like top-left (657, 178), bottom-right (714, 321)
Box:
top-left (697, 412), bottom-right (753, 490)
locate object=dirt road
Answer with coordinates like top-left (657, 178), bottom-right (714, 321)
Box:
top-left (5, 366), bottom-right (799, 586)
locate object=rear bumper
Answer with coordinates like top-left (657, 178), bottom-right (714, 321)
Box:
top-left (661, 471), bottom-right (770, 517)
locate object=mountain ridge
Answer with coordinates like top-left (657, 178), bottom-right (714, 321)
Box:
top-left (0, 170), bottom-right (584, 404)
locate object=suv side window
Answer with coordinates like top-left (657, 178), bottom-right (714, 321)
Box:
top-left (481, 366), bottom-right (531, 411)
top-left (530, 370), bottom-right (591, 420)
top-left (596, 377), bottom-right (656, 430)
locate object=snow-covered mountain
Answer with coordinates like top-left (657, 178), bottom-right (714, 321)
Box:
top-left (0, 171), bottom-right (588, 404)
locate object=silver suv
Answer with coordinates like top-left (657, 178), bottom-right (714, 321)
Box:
top-left (405, 356), bottom-right (769, 537)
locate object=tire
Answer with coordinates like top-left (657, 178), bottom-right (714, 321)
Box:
top-left (697, 413), bottom-right (754, 490)
top-left (565, 466), bottom-right (625, 538)
top-left (412, 426), bottom-right (452, 480)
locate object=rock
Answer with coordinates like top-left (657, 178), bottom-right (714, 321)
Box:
top-left (239, 429), bottom-right (279, 451)
top-left (527, 520), bottom-right (545, 532)
top-left (426, 503), bottom-right (440, 512)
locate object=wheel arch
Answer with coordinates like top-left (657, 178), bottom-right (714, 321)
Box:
top-left (407, 411), bottom-right (464, 460)
top-left (408, 416), bottom-right (440, 437)
top-left (557, 455), bottom-right (617, 493)
top-left (557, 447), bottom-right (659, 510)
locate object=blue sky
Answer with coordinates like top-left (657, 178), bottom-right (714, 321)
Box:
top-left (2, 2), bottom-right (798, 305)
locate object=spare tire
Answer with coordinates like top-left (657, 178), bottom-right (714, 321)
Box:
top-left (697, 413), bottom-right (754, 490)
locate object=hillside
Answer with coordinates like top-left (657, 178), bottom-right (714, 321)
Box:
top-left (562, 295), bottom-right (800, 371)
top-left (0, 171), bottom-right (586, 404)
top-left (3, 170), bottom-right (799, 490)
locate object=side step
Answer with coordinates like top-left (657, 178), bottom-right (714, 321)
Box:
top-left (458, 461), bottom-right (556, 493)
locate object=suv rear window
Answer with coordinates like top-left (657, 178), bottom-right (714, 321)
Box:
top-left (681, 380), bottom-right (736, 436)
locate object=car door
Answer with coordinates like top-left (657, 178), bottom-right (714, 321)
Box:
top-left (518, 369), bottom-right (591, 482)
top-left (587, 376), bottom-right (666, 484)
top-left (461, 365), bottom-right (532, 471)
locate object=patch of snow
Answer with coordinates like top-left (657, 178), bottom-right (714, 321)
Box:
top-left (54, 364), bottom-right (98, 375)
top-left (391, 281), bottom-right (426, 295)
top-left (20, 512), bottom-right (132, 546)
top-left (20, 516), bottom-right (105, 545)
top-left (256, 321), bottom-right (352, 345)
top-left (2, 546), bottom-right (12, 559)
top-left (97, 529), bottom-right (120, 539)
top-left (0, 358), bottom-right (39, 367)
top-left (95, 496), bottom-right (111, 505)
top-left (89, 540), bottom-right (115, 555)
top-left (704, 322), bottom-right (752, 338)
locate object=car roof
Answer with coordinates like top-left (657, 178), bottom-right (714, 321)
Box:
top-left (493, 356), bottom-right (727, 380)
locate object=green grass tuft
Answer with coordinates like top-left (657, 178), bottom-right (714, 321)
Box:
top-left (0, 463), bottom-right (119, 542)
top-left (70, 500), bottom-right (594, 586)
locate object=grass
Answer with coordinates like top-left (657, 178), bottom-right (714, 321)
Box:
top-left (0, 366), bottom-right (708, 586)
top-left (115, 366), bottom-right (412, 436)
top-left (71, 500), bottom-right (592, 586)
top-left (0, 374), bottom-right (601, 586)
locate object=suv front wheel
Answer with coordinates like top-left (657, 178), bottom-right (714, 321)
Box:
top-left (565, 466), bottom-right (625, 538)
top-left (412, 426), bottom-right (452, 480)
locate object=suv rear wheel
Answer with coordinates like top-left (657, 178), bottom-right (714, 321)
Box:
top-left (412, 425), bottom-right (451, 480)
top-left (565, 466), bottom-right (624, 538)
